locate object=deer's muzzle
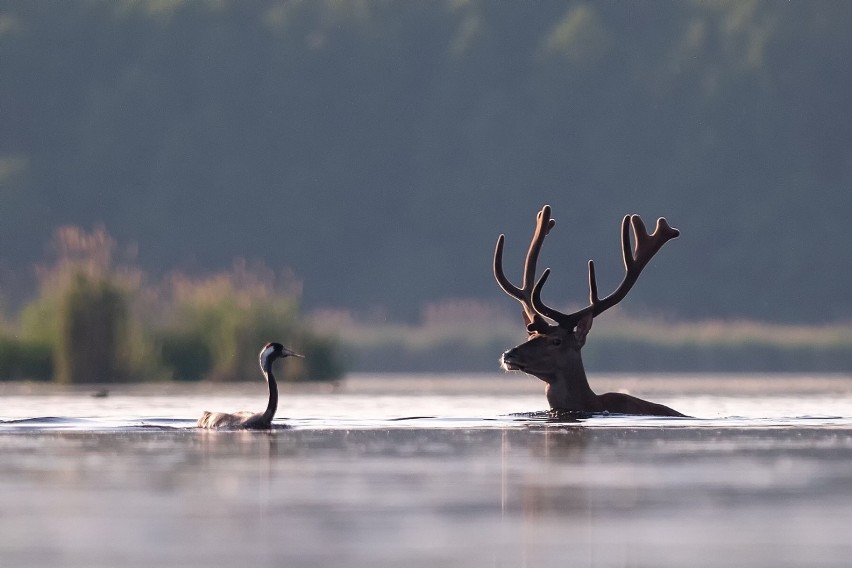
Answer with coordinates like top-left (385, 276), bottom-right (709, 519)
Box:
top-left (501, 348), bottom-right (524, 371)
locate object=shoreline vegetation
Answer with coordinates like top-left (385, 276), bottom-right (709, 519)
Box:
top-left (1, 227), bottom-right (850, 383)
top-left (314, 302), bottom-right (852, 375)
top-left (0, 227), bottom-right (344, 384)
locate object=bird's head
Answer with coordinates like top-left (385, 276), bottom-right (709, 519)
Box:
top-left (259, 342), bottom-right (303, 371)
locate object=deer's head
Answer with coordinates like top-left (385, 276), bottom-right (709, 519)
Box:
top-left (494, 205), bottom-right (679, 389)
top-left (500, 313), bottom-right (592, 384)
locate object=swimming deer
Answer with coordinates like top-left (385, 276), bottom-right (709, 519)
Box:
top-left (495, 205), bottom-right (685, 417)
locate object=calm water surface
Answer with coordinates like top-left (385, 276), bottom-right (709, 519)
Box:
top-left (2, 373), bottom-right (852, 567)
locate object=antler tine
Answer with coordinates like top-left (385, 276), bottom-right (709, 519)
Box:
top-left (523, 208), bottom-right (555, 289)
top-left (592, 214), bottom-right (679, 318)
top-left (493, 205), bottom-right (556, 331)
top-left (493, 234), bottom-right (519, 296)
top-left (631, 215), bottom-right (680, 266)
top-left (588, 260), bottom-right (599, 305)
top-left (532, 214), bottom-right (680, 329)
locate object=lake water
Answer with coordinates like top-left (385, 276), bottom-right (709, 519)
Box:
top-left (2, 373), bottom-right (852, 567)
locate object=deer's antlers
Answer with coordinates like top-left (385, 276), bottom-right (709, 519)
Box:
top-left (493, 205), bottom-right (555, 333)
top-left (496, 205), bottom-right (679, 332)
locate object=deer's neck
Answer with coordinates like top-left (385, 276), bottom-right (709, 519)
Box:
top-left (541, 358), bottom-right (600, 412)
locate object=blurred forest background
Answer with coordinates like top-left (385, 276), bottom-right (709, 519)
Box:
top-left (2, 1), bottom-right (852, 379)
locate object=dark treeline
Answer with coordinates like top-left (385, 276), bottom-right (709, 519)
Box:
top-left (2, 1), bottom-right (852, 324)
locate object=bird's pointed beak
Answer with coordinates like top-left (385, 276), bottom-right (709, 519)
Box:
top-left (283, 348), bottom-right (304, 358)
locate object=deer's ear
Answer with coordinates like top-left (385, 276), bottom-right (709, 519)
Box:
top-left (574, 312), bottom-right (593, 345)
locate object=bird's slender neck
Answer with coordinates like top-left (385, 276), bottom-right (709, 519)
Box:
top-left (261, 362), bottom-right (278, 424)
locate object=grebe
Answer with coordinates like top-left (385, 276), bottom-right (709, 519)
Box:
top-left (197, 342), bottom-right (302, 429)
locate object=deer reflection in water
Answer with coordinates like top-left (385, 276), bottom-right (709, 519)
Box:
top-left (495, 205), bottom-right (685, 417)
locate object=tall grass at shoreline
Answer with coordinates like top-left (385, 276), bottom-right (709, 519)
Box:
top-left (2, 230), bottom-right (849, 380)
top-left (0, 227), bottom-right (344, 383)
top-left (313, 300), bottom-right (852, 373)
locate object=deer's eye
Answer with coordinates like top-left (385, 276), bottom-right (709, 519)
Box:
top-left (550, 337), bottom-right (562, 346)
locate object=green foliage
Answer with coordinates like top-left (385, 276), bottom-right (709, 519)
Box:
top-left (10, 226), bottom-right (156, 383)
top-left (0, 334), bottom-right (52, 381)
top-left (298, 333), bottom-right (345, 382)
top-left (19, 295), bottom-right (59, 348)
top-left (0, 227), bottom-right (345, 382)
top-left (55, 272), bottom-right (130, 383)
top-left (157, 330), bottom-right (211, 382)
top-left (167, 298), bottom-right (300, 382)
top-left (158, 273), bottom-right (349, 382)
top-left (154, 269), bottom-right (343, 382)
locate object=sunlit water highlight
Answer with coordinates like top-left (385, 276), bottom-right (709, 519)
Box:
top-left (4, 373), bottom-right (852, 430)
top-left (2, 373), bottom-right (852, 567)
